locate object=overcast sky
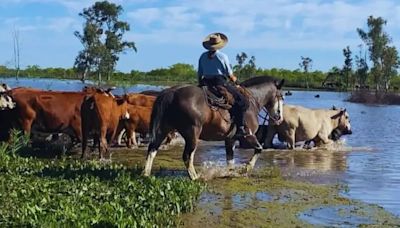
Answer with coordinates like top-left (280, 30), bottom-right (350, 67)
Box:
top-left (1, 0), bottom-right (400, 73)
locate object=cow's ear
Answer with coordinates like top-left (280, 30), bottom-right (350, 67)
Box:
top-left (331, 111), bottom-right (342, 119)
top-left (276, 79), bottom-right (285, 89)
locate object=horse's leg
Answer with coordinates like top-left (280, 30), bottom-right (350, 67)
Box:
top-left (181, 126), bottom-right (201, 180)
top-left (143, 129), bottom-right (170, 177)
top-left (263, 124), bottom-right (276, 148)
top-left (246, 148), bottom-right (263, 173)
top-left (225, 138), bottom-right (235, 170)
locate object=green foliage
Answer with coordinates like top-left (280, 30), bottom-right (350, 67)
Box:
top-left (357, 15), bottom-right (400, 91)
top-left (74, 1), bottom-right (136, 82)
top-left (0, 132), bottom-right (204, 227)
top-left (233, 52), bottom-right (257, 79)
top-left (354, 45), bottom-right (369, 87)
top-left (342, 46), bottom-right (353, 88)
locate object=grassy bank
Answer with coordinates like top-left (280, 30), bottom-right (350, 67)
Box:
top-left (0, 131), bottom-right (204, 227)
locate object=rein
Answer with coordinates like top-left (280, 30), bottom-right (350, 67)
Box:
top-left (243, 86), bottom-right (269, 125)
top-left (258, 108), bottom-right (269, 125)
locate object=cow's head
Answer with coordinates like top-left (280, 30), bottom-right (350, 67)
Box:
top-left (0, 83), bottom-right (11, 92)
top-left (116, 94), bottom-right (130, 120)
top-left (83, 86), bottom-right (115, 98)
top-left (331, 108), bottom-right (352, 135)
top-left (0, 94), bottom-right (16, 110)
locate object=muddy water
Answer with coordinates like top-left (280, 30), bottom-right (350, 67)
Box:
top-left (2, 78), bottom-right (400, 226)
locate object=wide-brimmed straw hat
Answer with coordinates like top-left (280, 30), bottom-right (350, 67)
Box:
top-left (202, 32), bottom-right (228, 51)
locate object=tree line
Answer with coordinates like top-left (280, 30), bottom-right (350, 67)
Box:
top-left (3, 1), bottom-right (400, 91)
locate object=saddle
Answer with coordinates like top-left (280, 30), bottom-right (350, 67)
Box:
top-left (201, 84), bottom-right (251, 110)
top-left (201, 85), bottom-right (234, 109)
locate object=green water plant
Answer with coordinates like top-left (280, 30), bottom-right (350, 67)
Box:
top-left (0, 131), bottom-right (204, 227)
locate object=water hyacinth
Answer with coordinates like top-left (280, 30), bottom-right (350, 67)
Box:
top-left (0, 131), bottom-right (204, 227)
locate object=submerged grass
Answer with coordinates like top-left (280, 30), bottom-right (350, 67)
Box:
top-left (0, 131), bottom-right (204, 227)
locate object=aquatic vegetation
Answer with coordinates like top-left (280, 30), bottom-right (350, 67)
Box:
top-left (179, 168), bottom-right (400, 227)
top-left (0, 132), bottom-right (204, 227)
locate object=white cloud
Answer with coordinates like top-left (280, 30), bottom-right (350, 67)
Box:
top-left (1, 16), bottom-right (79, 32)
top-left (127, 8), bottom-right (161, 26)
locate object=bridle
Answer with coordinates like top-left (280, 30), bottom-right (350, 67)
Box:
top-left (251, 90), bottom-right (283, 125)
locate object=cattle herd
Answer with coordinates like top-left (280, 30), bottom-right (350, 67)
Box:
top-left (0, 83), bottom-right (168, 159)
top-left (0, 83), bottom-right (353, 160)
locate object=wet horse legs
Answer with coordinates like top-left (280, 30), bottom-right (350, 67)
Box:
top-left (143, 130), bottom-right (169, 176)
top-left (181, 126), bottom-right (201, 180)
top-left (225, 139), bottom-right (235, 169)
top-left (246, 148), bottom-right (262, 173)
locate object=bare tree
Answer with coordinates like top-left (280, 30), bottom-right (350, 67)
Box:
top-left (12, 26), bottom-right (20, 79)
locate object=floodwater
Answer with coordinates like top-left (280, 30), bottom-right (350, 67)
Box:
top-left (2, 77), bottom-right (400, 226)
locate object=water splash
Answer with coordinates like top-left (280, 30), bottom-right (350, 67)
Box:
top-left (199, 160), bottom-right (248, 180)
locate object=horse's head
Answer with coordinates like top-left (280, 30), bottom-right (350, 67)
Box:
top-left (241, 76), bottom-right (285, 125)
top-left (332, 108), bottom-right (352, 135)
top-left (265, 79), bottom-right (284, 125)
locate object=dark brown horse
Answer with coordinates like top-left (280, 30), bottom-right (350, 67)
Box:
top-left (143, 76), bottom-right (284, 180)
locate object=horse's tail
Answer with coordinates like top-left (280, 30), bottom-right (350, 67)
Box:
top-left (149, 89), bottom-right (175, 144)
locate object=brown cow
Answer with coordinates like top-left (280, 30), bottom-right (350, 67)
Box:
top-left (81, 92), bottom-right (130, 159)
top-left (117, 104), bottom-right (179, 149)
top-left (1, 87), bottom-right (91, 142)
top-left (120, 104), bottom-right (152, 148)
top-left (125, 93), bottom-right (156, 107)
top-left (116, 93), bottom-right (156, 146)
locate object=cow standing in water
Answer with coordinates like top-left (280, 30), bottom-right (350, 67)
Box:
top-left (263, 104), bottom-right (352, 149)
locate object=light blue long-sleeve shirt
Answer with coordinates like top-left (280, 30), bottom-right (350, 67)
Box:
top-left (197, 50), bottom-right (233, 80)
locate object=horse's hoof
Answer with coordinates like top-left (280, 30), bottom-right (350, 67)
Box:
top-left (245, 164), bottom-right (254, 174)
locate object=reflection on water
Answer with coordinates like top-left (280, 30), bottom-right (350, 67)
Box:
top-left (1, 78), bottom-right (400, 217)
top-left (299, 205), bottom-right (376, 227)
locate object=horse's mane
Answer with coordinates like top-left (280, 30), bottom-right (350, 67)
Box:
top-left (240, 76), bottom-right (277, 88)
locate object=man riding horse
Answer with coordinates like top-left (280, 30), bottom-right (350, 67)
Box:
top-left (197, 32), bottom-right (261, 148)
top-left (143, 33), bottom-right (284, 180)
